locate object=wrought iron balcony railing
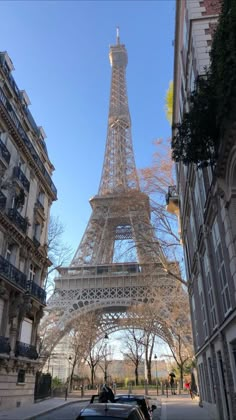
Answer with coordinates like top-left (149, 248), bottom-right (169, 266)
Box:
top-left (0, 255), bottom-right (27, 289)
top-left (0, 191), bottom-right (6, 210)
top-left (0, 87), bottom-right (57, 197)
top-left (7, 208), bottom-right (28, 233)
top-left (27, 280), bottom-right (46, 305)
top-left (15, 341), bottom-right (38, 360)
top-left (0, 336), bottom-right (11, 354)
top-left (0, 138), bottom-right (11, 164)
top-left (13, 166), bottom-right (30, 192)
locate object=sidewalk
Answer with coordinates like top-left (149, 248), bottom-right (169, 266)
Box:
top-left (159, 394), bottom-right (214, 420)
top-left (0, 396), bottom-right (89, 420)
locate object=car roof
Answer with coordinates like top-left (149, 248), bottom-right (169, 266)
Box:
top-left (115, 395), bottom-right (148, 400)
top-left (78, 403), bottom-right (143, 418)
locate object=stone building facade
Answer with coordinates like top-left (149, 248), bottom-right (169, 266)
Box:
top-left (0, 51), bottom-right (56, 409)
top-left (171, 1), bottom-right (236, 420)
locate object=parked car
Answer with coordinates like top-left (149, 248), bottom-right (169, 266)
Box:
top-left (76, 402), bottom-right (146, 419)
top-left (114, 394), bottom-right (156, 419)
top-left (89, 394), bottom-right (156, 419)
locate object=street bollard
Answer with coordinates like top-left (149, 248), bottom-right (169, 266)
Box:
top-left (81, 385), bottom-right (84, 397)
top-left (65, 386), bottom-right (68, 401)
top-left (161, 381), bottom-right (165, 395)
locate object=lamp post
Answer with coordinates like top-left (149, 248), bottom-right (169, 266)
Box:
top-left (68, 355), bottom-right (72, 393)
top-left (154, 354), bottom-right (158, 396)
top-left (104, 333), bottom-right (109, 384)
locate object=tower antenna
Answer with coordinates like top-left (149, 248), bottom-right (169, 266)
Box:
top-left (116, 26), bottom-right (120, 44)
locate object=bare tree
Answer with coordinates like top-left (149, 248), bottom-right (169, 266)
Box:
top-left (86, 340), bottom-right (105, 388)
top-left (44, 215), bottom-right (74, 294)
top-left (120, 328), bottom-right (145, 385)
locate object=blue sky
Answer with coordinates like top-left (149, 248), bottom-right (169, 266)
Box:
top-left (0, 0), bottom-right (175, 256)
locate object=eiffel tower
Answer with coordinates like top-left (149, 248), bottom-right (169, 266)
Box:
top-left (46, 30), bottom-right (173, 346)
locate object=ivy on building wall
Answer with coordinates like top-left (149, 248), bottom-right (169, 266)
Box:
top-left (172, 0), bottom-right (236, 167)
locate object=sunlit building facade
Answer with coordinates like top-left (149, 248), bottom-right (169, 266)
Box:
top-left (172, 1), bottom-right (236, 419)
top-left (0, 51), bottom-right (56, 409)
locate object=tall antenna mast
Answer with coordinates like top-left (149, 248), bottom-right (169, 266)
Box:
top-left (116, 26), bottom-right (120, 44)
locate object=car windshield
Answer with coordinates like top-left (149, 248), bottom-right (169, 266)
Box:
top-left (80, 417), bottom-right (124, 420)
top-left (115, 399), bottom-right (137, 406)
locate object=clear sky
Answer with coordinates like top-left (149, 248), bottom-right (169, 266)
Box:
top-left (0, 0), bottom-right (175, 256)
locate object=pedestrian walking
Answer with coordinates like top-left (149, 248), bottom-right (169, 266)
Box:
top-left (184, 381), bottom-right (194, 398)
top-left (169, 372), bottom-right (176, 395)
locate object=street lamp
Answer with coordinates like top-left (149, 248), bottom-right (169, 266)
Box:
top-left (68, 356), bottom-right (72, 393)
top-left (154, 354), bottom-right (158, 396)
top-left (104, 333), bottom-right (109, 384)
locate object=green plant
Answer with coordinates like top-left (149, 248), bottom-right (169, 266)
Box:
top-left (172, 0), bottom-right (236, 167)
top-left (52, 376), bottom-right (63, 389)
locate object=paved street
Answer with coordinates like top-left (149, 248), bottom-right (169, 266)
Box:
top-left (159, 394), bottom-right (213, 420)
top-left (0, 393), bottom-right (214, 420)
top-left (36, 401), bottom-right (88, 419)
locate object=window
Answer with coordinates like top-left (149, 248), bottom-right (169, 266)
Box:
top-left (197, 169), bottom-right (206, 208)
top-left (198, 362), bottom-right (207, 401)
top-left (17, 369), bottom-right (25, 384)
top-left (29, 264), bottom-right (36, 282)
top-left (0, 299), bottom-right (4, 333)
top-left (230, 340), bottom-right (236, 390)
top-left (207, 357), bottom-right (216, 403)
top-left (5, 246), bottom-right (12, 262)
top-left (204, 253), bottom-right (217, 329)
top-left (212, 220), bottom-right (231, 315)
top-left (34, 223), bottom-right (41, 241)
top-left (20, 318), bottom-right (32, 345)
top-left (38, 191), bottom-right (45, 206)
top-left (198, 276), bottom-right (208, 339)
top-left (191, 294), bottom-right (199, 348)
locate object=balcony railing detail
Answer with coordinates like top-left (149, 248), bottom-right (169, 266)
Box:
top-left (0, 87), bottom-right (57, 197)
top-left (15, 341), bottom-right (38, 360)
top-left (0, 336), bottom-right (11, 354)
top-left (27, 280), bottom-right (46, 305)
top-left (0, 138), bottom-right (10, 164)
top-left (0, 255), bottom-right (27, 289)
top-left (13, 166), bottom-right (30, 192)
top-left (8, 208), bottom-right (28, 233)
top-left (0, 191), bottom-right (6, 210)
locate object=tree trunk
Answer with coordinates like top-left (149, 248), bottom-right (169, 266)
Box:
top-left (179, 364), bottom-right (184, 390)
top-left (135, 364), bottom-right (139, 386)
top-left (91, 365), bottom-right (95, 388)
top-left (147, 360), bottom-right (152, 385)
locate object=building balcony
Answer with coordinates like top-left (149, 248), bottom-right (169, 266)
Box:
top-left (0, 191), bottom-right (6, 210)
top-left (7, 208), bottom-right (28, 233)
top-left (0, 86), bottom-right (57, 198)
top-left (0, 255), bottom-right (27, 289)
top-left (0, 138), bottom-right (11, 165)
top-left (13, 166), bottom-right (30, 192)
top-left (0, 336), bottom-right (11, 354)
top-left (166, 185), bottom-right (179, 215)
top-left (15, 341), bottom-right (38, 360)
top-left (27, 280), bottom-right (46, 305)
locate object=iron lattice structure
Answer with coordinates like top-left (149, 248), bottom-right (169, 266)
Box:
top-left (46, 31), bottom-right (175, 353)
